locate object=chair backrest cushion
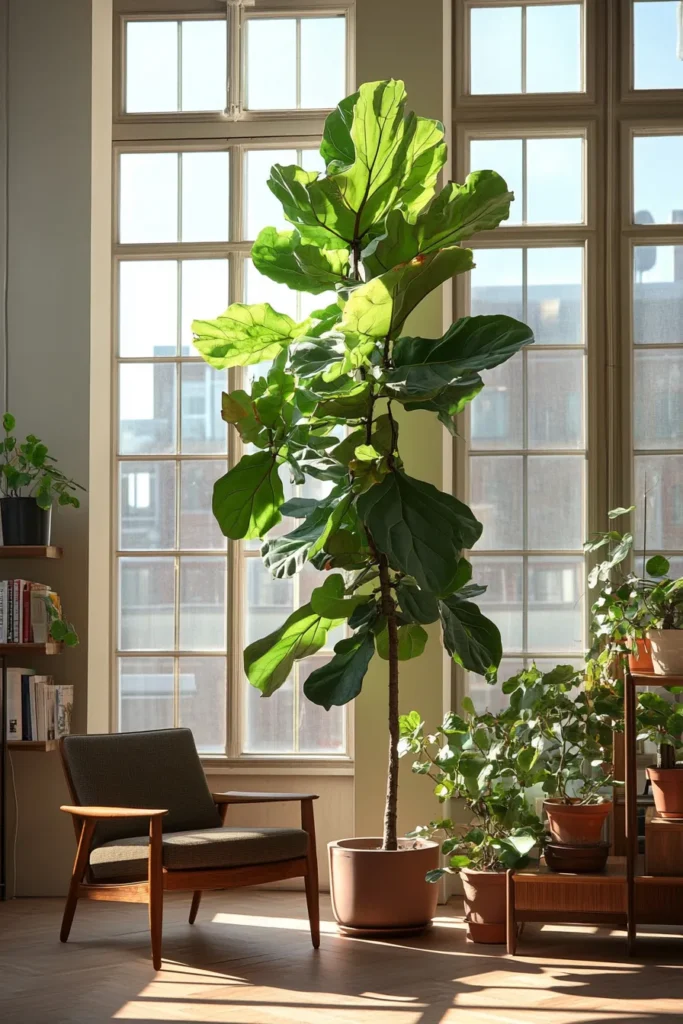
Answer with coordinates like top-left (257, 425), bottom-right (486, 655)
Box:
top-left (61, 728), bottom-right (221, 846)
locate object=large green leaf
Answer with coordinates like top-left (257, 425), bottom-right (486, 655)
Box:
top-left (396, 583), bottom-right (440, 624)
top-left (221, 390), bottom-right (267, 447)
top-left (376, 622), bottom-right (428, 660)
top-left (193, 303), bottom-right (306, 369)
top-left (261, 501), bottom-right (334, 578)
top-left (439, 597), bottom-right (502, 678)
top-left (401, 377), bottom-right (485, 432)
top-left (290, 331), bottom-right (377, 382)
top-left (212, 451), bottom-right (283, 540)
top-left (303, 630), bottom-right (376, 709)
top-left (245, 603), bottom-right (343, 697)
top-left (320, 92), bottom-right (358, 171)
top-left (357, 470), bottom-right (482, 596)
top-left (310, 573), bottom-right (367, 619)
top-left (251, 227), bottom-right (350, 294)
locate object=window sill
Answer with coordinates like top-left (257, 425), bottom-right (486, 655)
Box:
top-left (201, 755), bottom-right (355, 777)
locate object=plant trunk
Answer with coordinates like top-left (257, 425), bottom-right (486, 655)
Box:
top-left (378, 553), bottom-right (399, 852)
top-left (658, 743), bottom-right (677, 770)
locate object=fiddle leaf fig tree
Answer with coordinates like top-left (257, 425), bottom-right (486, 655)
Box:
top-left (192, 81), bottom-right (534, 851)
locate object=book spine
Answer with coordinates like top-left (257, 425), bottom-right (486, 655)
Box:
top-left (21, 674), bottom-right (31, 740)
top-left (0, 581), bottom-right (5, 644)
top-left (55, 685), bottom-right (74, 738)
top-left (29, 676), bottom-right (37, 739)
top-left (6, 671), bottom-right (21, 740)
top-left (22, 582), bottom-right (30, 644)
top-left (8, 581), bottom-right (14, 646)
top-left (14, 579), bottom-right (20, 643)
top-left (46, 684), bottom-right (55, 741)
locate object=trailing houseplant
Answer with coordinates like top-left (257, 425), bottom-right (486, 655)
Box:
top-left (400, 705), bottom-right (544, 942)
top-left (0, 413), bottom-right (84, 545)
top-left (191, 80), bottom-right (533, 935)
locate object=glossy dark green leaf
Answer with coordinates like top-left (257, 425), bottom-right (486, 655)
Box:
top-left (245, 602), bottom-right (343, 697)
top-left (439, 597), bottom-right (502, 678)
top-left (261, 501), bottom-right (334, 578)
top-left (396, 583), bottom-right (440, 624)
top-left (212, 451), bottom-right (283, 541)
top-left (646, 554), bottom-right (670, 578)
top-left (303, 629), bottom-right (375, 709)
top-left (376, 622), bottom-right (428, 660)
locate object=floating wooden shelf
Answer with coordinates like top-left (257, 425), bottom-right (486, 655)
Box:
top-left (630, 670), bottom-right (683, 687)
top-left (0, 642), bottom-right (62, 655)
top-left (7, 740), bottom-right (58, 752)
top-left (0, 545), bottom-right (62, 559)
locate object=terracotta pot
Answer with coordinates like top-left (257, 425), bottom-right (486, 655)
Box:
top-left (460, 868), bottom-right (507, 944)
top-left (647, 766), bottom-right (683, 819)
top-left (543, 799), bottom-right (612, 845)
top-left (545, 841), bottom-right (610, 874)
top-left (328, 838), bottom-right (439, 937)
top-left (628, 638), bottom-right (654, 673)
top-left (647, 629), bottom-right (683, 675)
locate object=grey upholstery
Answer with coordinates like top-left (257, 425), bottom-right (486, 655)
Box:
top-left (90, 826), bottom-right (309, 881)
top-left (61, 729), bottom-right (221, 848)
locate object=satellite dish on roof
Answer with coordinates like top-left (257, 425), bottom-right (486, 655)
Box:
top-left (634, 211), bottom-right (656, 274)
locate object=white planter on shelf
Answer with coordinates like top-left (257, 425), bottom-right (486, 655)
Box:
top-left (647, 629), bottom-right (683, 675)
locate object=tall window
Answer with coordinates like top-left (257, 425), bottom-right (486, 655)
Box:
top-left (113, 1), bottom-right (352, 759)
top-left (454, 0), bottom-right (683, 709)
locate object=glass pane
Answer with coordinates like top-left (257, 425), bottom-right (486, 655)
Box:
top-left (181, 363), bottom-right (227, 454)
top-left (118, 657), bottom-right (174, 732)
top-left (634, 245), bottom-right (683, 344)
top-left (245, 556), bottom-right (294, 646)
top-left (527, 247), bottom-right (583, 345)
top-left (470, 7), bottom-right (522, 95)
top-left (180, 461), bottom-right (227, 550)
top-left (246, 259), bottom-right (298, 318)
top-left (634, 1), bottom-right (683, 90)
top-left (180, 259), bottom-right (229, 355)
top-left (469, 556), bottom-right (524, 652)
top-left (181, 152), bottom-right (229, 242)
top-left (119, 363), bottom-right (176, 455)
top-left (178, 657), bottom-right (226, 754)
top-left (634, 135), bottom-right (683, 225)
top-left (244, 675), bottom-right (295, 753)
top-left (471, 354), bottom-right (524, 450)
top-left (119, 461), bottom-right (175, 551)
top-left (527, 556), bottom-right (583, 652)
top-left (470, 456), bottom-right (523, 549)
top-left (244, 149), bottom-right (295, 240)
top-left (471, 248), bottom-right (524, 320)
top-left (299, 656), bottom-right (345, 753)
top-left (119, 261), bottom-right (177, 358)
top-left (119, 557), bottom-right (175, 650)
top-left (125, 22), bottom-right (177, 113)
top-left (527, 138), bottom-right (583, 224)
top-left (246, 19), bottom-right (296, 110)
top-left (527, 456), bottom-right (585, 549)
top-left (181, 21), bottom-right (227, 112)
top-left (635, 455), bottom-right (683, 551)
top-left (119, 153), bottom-right (178, 243)
top-left (300, 18), bottom-right (346, 109)
top-left (470, 141), bottom-right (523, 225)
top-left (527, 350), bottom-right (584, 449)
top-left (179, 557), bottom-right (227, 651)
top-left (634, 350), bottom-right (683, 449)
top-left (526, 4), bottom-right (581, 94)
top-left (469, 659), bottom-right (525, 714)
top-left (300, 149), bottom-right (326, 175)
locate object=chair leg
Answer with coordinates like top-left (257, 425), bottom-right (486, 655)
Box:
top-left (301, 799), bottom-right (320, 949)
top-left (60, 819), bottom-right (95, 943)
top-left (189, 891), bottom-right (202, 924)
top-left (149, 817), bottom-right (164, 971)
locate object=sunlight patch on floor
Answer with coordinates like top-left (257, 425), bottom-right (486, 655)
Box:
top-left (211, 911), bottom-right (338, 934)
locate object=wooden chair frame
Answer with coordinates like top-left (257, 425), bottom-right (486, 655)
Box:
top-left (58, 740), bottom-right (320, 970)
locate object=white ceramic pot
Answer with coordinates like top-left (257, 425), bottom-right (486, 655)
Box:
top-left (647, 629), bottom-right (683, 675)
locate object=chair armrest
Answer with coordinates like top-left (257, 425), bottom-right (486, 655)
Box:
top-left (212, 791), bottom-right (318, 805)
top-left (60, 805), bottom-right (168, 819)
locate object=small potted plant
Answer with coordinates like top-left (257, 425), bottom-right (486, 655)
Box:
top-left (400, 705), bottom-right (544, 943)
top-left (637, 690), bottom-right (683, 818)
top-left (0, 414), bottom-right (84, 545)
top-left (641, 559), bottom-right (683, 675)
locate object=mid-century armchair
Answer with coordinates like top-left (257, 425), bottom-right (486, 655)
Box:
top-left (58, 729), bottom-right (319, 970)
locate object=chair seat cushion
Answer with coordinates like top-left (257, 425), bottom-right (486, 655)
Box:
top-left (89, 826), bottom-right (308, 881)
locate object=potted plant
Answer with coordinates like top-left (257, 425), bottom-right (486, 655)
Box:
top-left (637, 690), bottom-right (683, 818)
top-left (400, 705), bottom-right (544, 943)
top-left (0, 414), bottom-right (84, 545)
top-left (642, 560), bottom-right (683, 675)
top-left (191, 80), bottom-right (533, 936)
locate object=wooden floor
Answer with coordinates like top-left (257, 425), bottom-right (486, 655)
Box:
top-left (0, 891), bottom-right (682, 1023)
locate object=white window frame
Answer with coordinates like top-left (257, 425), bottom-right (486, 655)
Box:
top-left (109, 0), bottom-right (356, 772)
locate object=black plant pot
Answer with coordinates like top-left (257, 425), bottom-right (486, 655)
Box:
top-left (0, 497), bottom-right (52, 545)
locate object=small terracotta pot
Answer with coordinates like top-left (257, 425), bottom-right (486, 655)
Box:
top-left (628, 638), bottom-right (654, 673)
top-left (460, 868), bottom-right (507, 944)
top-left (646, 766), bottom-right (683, 819)
top-left (543, 799), bottom-right (612, 845)
top-left (328, 838), bottom-right (439, 937)
top-left (647, 630), bottom-right (683, 675)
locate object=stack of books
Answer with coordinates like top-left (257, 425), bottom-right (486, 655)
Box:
top-left (0, 580), bottom-right (61, 644)
top-left (5, 669), bottom-right (73, 741)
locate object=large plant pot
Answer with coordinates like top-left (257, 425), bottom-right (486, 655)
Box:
top-left (0, 497), bottom-right (51, 546)
top-left (460, 868), bottom-right (506, 944)
top-left (543, 799), bottom-right (612, 845)
top-left (545, 841), bottom-right (610, 873)
top-left (647, 630), bottom-right (683, 675)
top-left (328, 838), bottom-right (439, 937)
top-left (628, 638), bottom-right (653, 673)
top-left (647, 767), bottom-right (683, 819)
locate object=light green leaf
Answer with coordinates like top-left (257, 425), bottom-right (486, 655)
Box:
top-left (303, 629), bottom-right (375, 709)
top-left (245, 602), bottom-right (344, 697)
top-left (320, 92), bottom-right (358, 171)
top-left (212, 451), bottom-right (283, 540)
top-left (376, 622), bottom-right (428, 660)
top-left (439, 598), bottom-right (502, 679)
top-left (354, 444), bottom-right (381, 462)
top-left (251, 226), bottom-right (350, 294)
top-left (291, 331), bottom-right (377, 382)
top-left (193, 303), bottom-right (306, 369)
top-left (608, 505), bottom-right (636, 519)
top-left (310, 573), bottom-right (367, 619)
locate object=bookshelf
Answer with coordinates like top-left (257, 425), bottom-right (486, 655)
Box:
top-left (7, 740), bottom-right (58, 752)
top-left (0, 546), bottom-right (62, 560)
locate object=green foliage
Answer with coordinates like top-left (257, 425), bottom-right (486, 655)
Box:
top-left (0, 415), bottom-right (85, 510)
top-left (41, 596), bottom-right (79, 647)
